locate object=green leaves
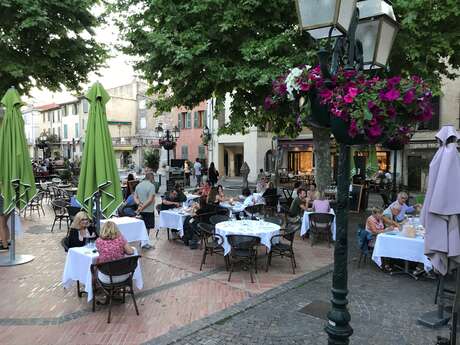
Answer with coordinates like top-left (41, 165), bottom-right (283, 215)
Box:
top-left (0, 0), bottom-right (108, 95)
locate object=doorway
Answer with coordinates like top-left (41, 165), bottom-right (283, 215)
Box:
top-left (407, 156), bottom-right (422, 191)
top-left (234, 153), bottom-right (243, 176)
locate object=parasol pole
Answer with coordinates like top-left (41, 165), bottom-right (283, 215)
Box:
top-left (0, 181), bottom-right (34, 266)
top-left (95, 190), bottom-right (101, 236)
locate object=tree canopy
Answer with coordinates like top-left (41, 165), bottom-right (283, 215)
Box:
top-left (0, 0), bottom-right (108, 96)
top-left (113, 0), bottom-right (460, 136)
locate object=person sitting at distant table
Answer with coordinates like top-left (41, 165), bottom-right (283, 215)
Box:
top-left (174, 183), bottom-right (187, 203)
top-left (306, 183), bottom-right (317, 206)
top-left (311, 191), bottom-right (330, 213)
top-left (70, 195), bottom-right (82, 208)
top-left (384, 192), bottom-right (421, 223)
top-left (67, 211), bottom-right (97, 248)
top-left (216, 185), bottom-right (226, 203)
top-left (291, 181), bottom-right (302, 200)
top-left (289, 188), bottom-right (308, 218)
top-left (161, 190), bottom-right (181, 210)
top-left (197, 178), bottom-right (211, 197)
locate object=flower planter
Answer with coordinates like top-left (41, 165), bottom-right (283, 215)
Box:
top-left (308, 89), bottom-right (331, 128)
top-left (330, 117), bottom-right (368, 145)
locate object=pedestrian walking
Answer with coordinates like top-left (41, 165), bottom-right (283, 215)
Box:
top-left (208, 162), bottom-right (219, 186)
top-left (134, 172), bottom-right (156, 249)
top-left (193, 158), bottom-right (202, 186)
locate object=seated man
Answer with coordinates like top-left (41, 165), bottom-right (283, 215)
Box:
top-left (119, 193), bottom-right (138, 217)
top-left (174, 183), bottom-right (187, 203)
top-left (383, 192), bottom-right (421, 223)
top-left (161, 190), bottom-right (181, 210)
top-left (289, 188), bottom-right (308, 218)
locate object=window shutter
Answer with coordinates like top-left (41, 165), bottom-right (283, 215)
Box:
top-left (178, 113), bottom-right (183, 129)
top-left (198, 145), bottom-right (206, 159)
top-left (181, 145), bottom-right (188, 159)
top-left (194, 111), bottom-right (199, 128)
top-left (202, 110), bottom-right (207, 127)
top-left (186, 112), bottom-right (192, 128)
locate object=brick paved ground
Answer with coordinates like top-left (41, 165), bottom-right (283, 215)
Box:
top-left (0, 190), bottom-right (333, 345)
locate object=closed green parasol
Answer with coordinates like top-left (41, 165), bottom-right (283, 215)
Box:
top-left (0, 88), bottom-right (37, 266)
top-left (76, 82), bottom-right (123, 230)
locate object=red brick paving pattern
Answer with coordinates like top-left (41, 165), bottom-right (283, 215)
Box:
top-left (0, 205), bottom-right (332, 344)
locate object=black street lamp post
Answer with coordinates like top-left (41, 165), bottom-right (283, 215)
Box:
top-left (155, 125), bottom-right (180, 166)
top-left (201, 126), bottom-right (211, 146)
top-left (36, 132), bottom-right (49, 159)
top-left (294, 1), bottom-right (398, 344)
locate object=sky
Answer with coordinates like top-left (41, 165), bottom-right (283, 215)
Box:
top-left (28, 18), bottom-right (136, 105)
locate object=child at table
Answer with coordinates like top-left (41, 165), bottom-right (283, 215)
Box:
top-left (95, 221), bottom-right (134, 283)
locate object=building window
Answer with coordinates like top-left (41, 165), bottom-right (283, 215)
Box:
top-left (181, 145), bottom-right (189, 159)
top-left (63, 106), bottom-right (68, 117)
top-left (75, 123), bottom-right (79, 137)
top-left (63, 124), bottom-right (68, 139)
top-left (82, 99), bottom-right (89, 113)
top-left (139, 99), bottom-right (146, 109)
top-left (82, 119), bottom-right (85, 130)
top-left (193, 110), bottom-right (206, 128)
top-left (198, 145), bottom-right (206, 159)
top-left (418, 96), bottom-right (440, 130)
top-left (47, 112), bottom-right (50, 122)
top-left (73, 103), bottom-right (78, 115)
top-left (140, 117), bottom-right (147, 129)
top-left (42, 113), bottom-right (45, 122)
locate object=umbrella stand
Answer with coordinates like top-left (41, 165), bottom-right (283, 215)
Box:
top-left (0, 182), bottom-right (34, 266)
top-left (418, 274), bottom-right (451, 328)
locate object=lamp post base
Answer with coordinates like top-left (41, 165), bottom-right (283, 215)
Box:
top-left (0, 254), bottom-right (35, 266)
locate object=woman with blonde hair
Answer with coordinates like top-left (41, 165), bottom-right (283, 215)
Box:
top-left (68, 211), bottom-right (97, 248)
top-left (95, 221), bottom-right (134, 283)
top-left (96, 221), bottom-right (134, 263)
top-left (312, 191), bottom-right (330, 213)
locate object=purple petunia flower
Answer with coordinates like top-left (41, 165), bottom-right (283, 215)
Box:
top-left (386, 107), bottom-right (397, 118)
top-left (367, 124), bottom-right (383, 139)
top-left (403, 89), bottom-right (416, 104)
top-left (383, 88), bottom-right (400, 101)
top-left (348, 119), bottom-right (359, 138)
top-left (264, 96), bottom-right (274, 110)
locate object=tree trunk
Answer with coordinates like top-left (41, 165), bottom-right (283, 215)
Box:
top-left (312, 126), bottom-right (332, 193)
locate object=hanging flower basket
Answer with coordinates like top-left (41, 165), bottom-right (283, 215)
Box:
top-left (330, 117), bottom-right (368, 145)
top-left (264, 65), bottom-right (433, 145)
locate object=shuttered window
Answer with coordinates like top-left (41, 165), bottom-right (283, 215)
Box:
top-left (198, 145), bottom-right (206, 159)
top-left (194, 111), bottom-right (199, 128)
top-left (186, 112), bottom-right (192, 128)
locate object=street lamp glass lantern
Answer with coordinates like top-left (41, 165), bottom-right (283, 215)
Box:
top-left (356, 0), bottom-right (399, 69)
top-left (155, 125), bottom-right (164, 138)
top-left (295, 0), bottom-right (357, 39)
top-left (173, 125), bottom-right (180, 139)
top-left (203, 126), bottom-right (210, 137)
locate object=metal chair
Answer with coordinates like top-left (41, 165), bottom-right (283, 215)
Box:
top-left (244, 204), bottom-right (264, 219)
top-left (264, 216), bottom-right (283, 226)
top-left (51, 199), bottom-right (71, 232)
top-left (91, 255), bottom-right (141, 323)
top-left (266, 223), bottom-right (299, 274)
top-left (197, 223), bottom-right (226, 271)
top-left (227, 235), bottom-right (260, 283)
top-left (25, 192), bottom-right (45, 217)
top-left (309, 213), bottom-right (335, 247)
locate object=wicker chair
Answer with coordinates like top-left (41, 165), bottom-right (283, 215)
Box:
top-left (209, 214), bottom-right (229, 226)
top-left (25, 192), bottom-right (45, 217)
top-left (309, 213), bottom-right (335, 247)
top-left (197, 223), bottom-right (226, 271)
top-left (51, 199), bottom-right (71, 232)
top-left (266, 223), bottom-right (299, 274)
top-left (227, 235), bottom-right (260, 283)
top-left (91, 255), bottom-right (141, 323)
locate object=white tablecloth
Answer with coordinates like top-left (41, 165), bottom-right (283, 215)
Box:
top-left (185, 194), bottom-right (200, 206)
top-left (62, 246), bottom-right (143, 301)
top-left (301, 209), bottom-right (336, 240)
top-left (372, 232), bottom-right (432, 271)
top-left (220, 201), bottom-right (245, 213)
top-left (215, 220), bottom-right (281, 255)
top-left (158, 209), bottom-right (190, 237)
top-left (100, 217), bottom-right (150, 246)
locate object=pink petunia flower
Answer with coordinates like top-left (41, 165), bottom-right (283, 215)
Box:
top-left (403, 89), bottom-right (416, 104)
top-left (348, 119), bottom-right (359, 138)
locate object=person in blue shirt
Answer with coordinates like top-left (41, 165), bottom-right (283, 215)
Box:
top-left (383, 192), bottom-right (421, 223)
top-left (70, 195), bottom-right (82, 208)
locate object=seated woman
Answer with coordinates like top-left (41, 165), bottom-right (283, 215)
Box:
top-left (197, 178), bottom-right (211, 198)
top-left (384, 192), bottom-right (421, 223)
top-left (95, 221), bottom-right (135, 283)
top-left (306, 183), bottom-right (317, 206)
top-left (312, 191), bottom-right (330, 213)
top-left (366, 207), bottom-right (398, 248)
top-left (216, 185), bottom-right (226, 203)
top-left (68, 211), bottom-right (97, 248)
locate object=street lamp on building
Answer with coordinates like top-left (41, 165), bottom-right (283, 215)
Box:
top-left (294, 0), bottom-right (398, 344)
top-left (155, 124), bottom-right (180, 166)
top-left (36, 131), bottom-right (49, 159)
top-left (201, 126), bottom-right (211, 146)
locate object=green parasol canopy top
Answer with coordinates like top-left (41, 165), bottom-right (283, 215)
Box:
top-left (0, 88), bottom-right (37, 213)
top-left (76, 82), bottom-right (123, 219)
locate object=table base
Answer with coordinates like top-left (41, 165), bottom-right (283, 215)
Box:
top-left (390, 260), bottom-right (420, 280)
top-left (0, 254), bottom-right (35, 266)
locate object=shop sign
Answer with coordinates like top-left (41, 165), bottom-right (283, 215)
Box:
top-left (408, 142), bottom-right (439, 150)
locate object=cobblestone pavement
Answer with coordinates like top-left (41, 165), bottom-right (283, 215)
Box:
top-left (143, 213), bottom-right (451, 345)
